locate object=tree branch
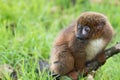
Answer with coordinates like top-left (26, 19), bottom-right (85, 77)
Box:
top-left (38, 42), bottom-right (120, 79)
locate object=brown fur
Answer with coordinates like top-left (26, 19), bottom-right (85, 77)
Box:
top-left (50, 12), bottom-right (114, 79)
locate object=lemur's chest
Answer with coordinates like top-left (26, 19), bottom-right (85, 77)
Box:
top-left (86, 38), bottom-right (105, 61)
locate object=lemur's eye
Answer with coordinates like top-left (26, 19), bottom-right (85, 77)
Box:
top-left (84, 26), bottom-right (90, 32)
top-left (77, 24), bottom-right (81, 29)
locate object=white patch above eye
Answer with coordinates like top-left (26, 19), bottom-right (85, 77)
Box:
top-left (86, 38), bottom-right (105, 61)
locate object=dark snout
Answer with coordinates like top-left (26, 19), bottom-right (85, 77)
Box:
top-left (76, 35), bottom-right (88, 41)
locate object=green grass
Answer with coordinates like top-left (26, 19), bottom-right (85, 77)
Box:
top-left (0, 0), bottom-right (120, 80)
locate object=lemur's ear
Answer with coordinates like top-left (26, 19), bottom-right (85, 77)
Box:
top-left (97, 19), bottom-right (106, 29)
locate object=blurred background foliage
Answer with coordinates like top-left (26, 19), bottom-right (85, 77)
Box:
top-left (0, 0), bottom-right (120, 80)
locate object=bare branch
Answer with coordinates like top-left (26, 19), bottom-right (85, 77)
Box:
top-left (38, 42), bottom-right (120, 79)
